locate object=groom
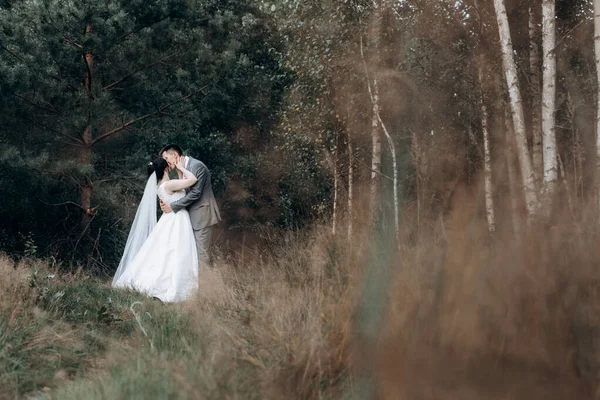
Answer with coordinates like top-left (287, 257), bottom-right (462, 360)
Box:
top-left (159, 144), bottom-right (221, 269)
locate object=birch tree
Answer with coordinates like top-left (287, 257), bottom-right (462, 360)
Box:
top-left (361, 36), bottom-right (400, 242)
top-left (361, 0), bottom-right (394, 226)
top-left (370, 77), bottom-right (383, 223)
top-left (332, 133), bottom-right (339, 235)
top-left (347, 110), bottom-right (354, 240)
top-left (529, 3), bottom-right (543, 182)
top-left (541, 0), bottom-right (558, 209)
top-left (478, 63), bottom-right (496, 233)
top-left (493, 0), bottom-right (541, 219)
top-left (594, 0), bottom-right (600, 213)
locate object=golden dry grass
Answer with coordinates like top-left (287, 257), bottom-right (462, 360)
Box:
top-left (3, 200), bottom-right (600, 399)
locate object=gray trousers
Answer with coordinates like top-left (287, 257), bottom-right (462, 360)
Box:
top-left (193, 226), bottom-right (213, 270)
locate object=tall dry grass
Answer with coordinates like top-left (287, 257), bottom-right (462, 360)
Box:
top-left (27, 228), bottom-right (366, 400)
top-left (369, 191), bottom-right (600, 399)
top-left (0, 256), bottom-right (93, 398)
top-left (4, 194), bottom-right (600, 399)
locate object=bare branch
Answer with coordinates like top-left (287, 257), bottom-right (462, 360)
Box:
top-left (357, 158), bottom-right (394, 182)
top-left (37, 197), bottom-right (98, 214)
top-left (552, 18), bottom-right (587, 54)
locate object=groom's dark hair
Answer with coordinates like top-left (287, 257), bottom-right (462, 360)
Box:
top-left (159, 144), bottom-right (183, 156)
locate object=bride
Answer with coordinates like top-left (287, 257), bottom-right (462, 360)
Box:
top-left (112, 156), bottom-right (199, 302)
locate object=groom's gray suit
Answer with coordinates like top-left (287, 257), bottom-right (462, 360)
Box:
top-left (170, 156), bottom-right (221, 269)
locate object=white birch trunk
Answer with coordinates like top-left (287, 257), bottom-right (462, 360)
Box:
top-left (361, 37), bottom-right (399, 242)
top-left (411, 130), bottom-right (421, 235)
top-left (376, 107), bottom-right (400, 243)
top-left (541, 0), bottom-right (558, 210)
top-left (493, 0), bottom-right (540, 219)
top-left (347, 121), bottom-right (354, 240)
top-left (366, 2), bottom-right (384, 224)
top-left (370, 77), bottom-right (382, 221)
top-left (529, 4), bottom-right (543, 183)
top-left (332, 137), bottom-right (338, 235)
top-left (594, 0), bottom-right (600, 214)
top-left (478, 65), bottom-right (496, 233)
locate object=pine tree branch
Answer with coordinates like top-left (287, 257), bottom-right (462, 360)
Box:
top-left (12, 93), bottom-right (57, 114)
top-left (12, 113), bottom-right (84, 145)
top-left (62, 36), bottom-right (83, 49)
top-left (98, 17), bottom-right (172, 57)
top-left (0, 43), bottom-right (24, 62)
top-left (91, 85), bottom-right (208, 145)
top-left (119, 16), bottom-right (170, 40)
top-left (47, 140), bottom-right (84, 148)
top-left (102, 51), bottom-right (182, 91)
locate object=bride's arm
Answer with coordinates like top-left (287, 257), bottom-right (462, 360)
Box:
top-left (163, 164), bottom-right (198, 193)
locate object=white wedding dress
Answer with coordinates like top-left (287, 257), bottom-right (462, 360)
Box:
top-left (113, 183), bottom-right (198, 302)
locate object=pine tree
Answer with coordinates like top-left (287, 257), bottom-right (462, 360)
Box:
top-left (0, 0), bottom-right (288, 265)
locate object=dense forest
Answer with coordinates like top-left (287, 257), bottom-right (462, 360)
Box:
top-left (3, 0), bottom-right (600, 398)
top-left (1, 0), bottom-right (597, 266)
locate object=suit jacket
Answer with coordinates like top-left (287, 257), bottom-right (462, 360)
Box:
top-left (170, 157), bottom-right (221, 230)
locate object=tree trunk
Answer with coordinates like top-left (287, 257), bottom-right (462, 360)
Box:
top-left (529, 3), bottom-right (543, 183)
top-left (594, 0), bottom-right (600, 215)
top-left (493, 0), bottom-right (540, 219)
top-left (370, 77), bottom-right (382, 223)
top-left (411, 130), bottom-right (421, 237)
top-left (332, 133), bottom-right (338, 235)
top-left (557, 153), bottom-right (574, 217)
top-left (541, 0), bottom-right (558, 210)
top-left (81, 23), bottom-right (94, 235)
top-left (347, 117), bottom-right (354, 240)
top-left (365, 3), bottom-right (384, 225)
top-left (360, 32), bottom-right (398, 241)
top-left (505, 107), bottom-right (522, 237)
top-left (478, 65), bottom-right (496, 233)
top-left (80, 131), bottom-right (93, 233)
top-left (375, 98), bottom-right (400, 243)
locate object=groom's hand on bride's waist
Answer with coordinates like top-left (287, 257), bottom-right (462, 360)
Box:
top-left (160, 200), bottom-right (173, 213)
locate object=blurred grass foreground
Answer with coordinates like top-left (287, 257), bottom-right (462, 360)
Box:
top-left (2, 200), bottom-right (600, 400)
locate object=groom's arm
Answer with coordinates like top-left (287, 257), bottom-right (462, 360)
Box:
top-left (170, 162), bottom-right (207, 213)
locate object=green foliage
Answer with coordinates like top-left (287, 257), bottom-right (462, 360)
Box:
top-left (40, 279), bottom-right (146, 332)
top-left (27, 274), bottom-right (261, 399)
top-left (0, 0), bottom-right (299, 268)
top-left (3, 0), bottom-right (596, 270)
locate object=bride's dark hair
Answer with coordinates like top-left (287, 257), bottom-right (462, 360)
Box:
top-left (147, 156), bottom-right (168, 181)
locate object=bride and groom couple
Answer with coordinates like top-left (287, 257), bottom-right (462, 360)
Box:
top-left (112, 144), bottom-right (221, 302)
